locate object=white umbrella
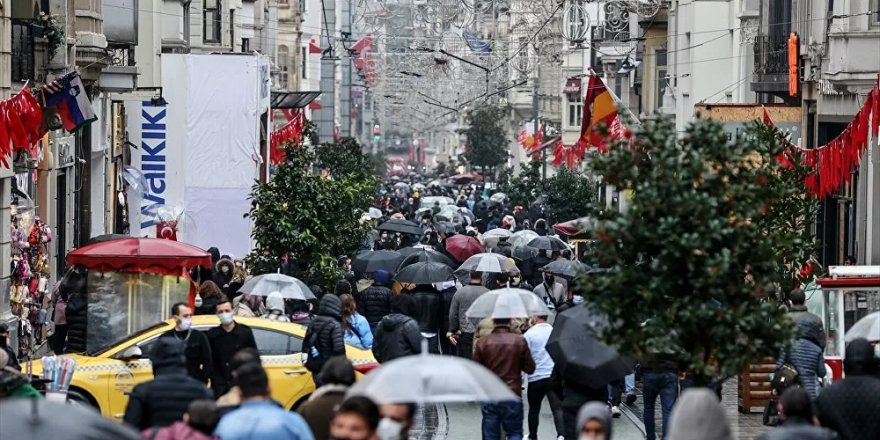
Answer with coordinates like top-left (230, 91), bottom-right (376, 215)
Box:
top-left (347, 350), bottom-right (517, 403)
top-left (239, 273), bottom-right (315, 300)
top-left (490, 192), bottom-right (508, 203)
top-left (465, 288), bottom-right (550, 319)
top-left (456, 253), bottom-right (519, 275)
top-left (845, 311), bottom-right (880, 343)
top-left (413, 183), bottom-right (427, 190)
top-left (368, 207), bottom-right (383, 219)
top-left (481, 228), bottom-right (513, 248)
top-left (509, 230), bottom-right (539, 249)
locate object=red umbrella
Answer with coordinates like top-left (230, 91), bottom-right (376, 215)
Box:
top-left (449, 172), bottom-right (484, 184)
top-left (67, 238), bottom-right (212, 275)
top-left (553, 217), bottom-right (594, 238)
top-left (445, 235), bottom-right (485, 263)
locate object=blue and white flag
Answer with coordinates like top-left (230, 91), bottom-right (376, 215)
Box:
top-left (41, 71), bottom-right (97, 132)
top-left (463, 30), bottom-right (492, 54)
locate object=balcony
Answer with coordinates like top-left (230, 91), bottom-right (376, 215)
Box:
top-left (751, 35), bottom-right (789, 94)
top-left (11, 19), bottom-right (39, 84)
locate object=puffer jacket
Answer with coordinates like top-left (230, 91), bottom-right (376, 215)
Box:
top-left (123, 338), bottom-right (213, 430)
top-left (410, 289), bottom-right (443, 333)
top-left (303, 295), bottom-right (346, 374)
top-left (776, 336), bottom-right (825, 399)
top-left (372, 313), bottom-right (421, 363)
top-left (64, 292), bottom-right (88, 353)
top-left (359, 285), bottom-right (392, 328)
top-left (788, 305), bottom-right (826, 349)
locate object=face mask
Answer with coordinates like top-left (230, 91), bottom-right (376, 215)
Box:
top-left (178, 317), bottom-right (192, 331)
top-left (218, 312), bottom-right (234, 325)
top-left (377, 418), bottom-right (403, 440)
top-left (572, 295), bottom-right (585, 305)
top-left (221, 266), bottom-right (230, 273)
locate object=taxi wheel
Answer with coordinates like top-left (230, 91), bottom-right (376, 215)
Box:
top-left (67, 388), bottom-right (98, 408)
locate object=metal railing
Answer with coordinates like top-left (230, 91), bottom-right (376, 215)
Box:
top-left (753, 35), bottom-right (788, 75)
top-left (11, 19), bottom-right (38, 83)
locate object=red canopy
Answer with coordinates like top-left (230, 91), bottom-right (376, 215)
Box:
top-left (67, 238), bottom-right (212, 275)
top-left (553, 217), bottom-right (594, 238)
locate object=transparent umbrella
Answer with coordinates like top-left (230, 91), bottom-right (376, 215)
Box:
top-left (845, 311), bottom-right (880, 343)
top-left (481, 228), bottom-right (512, 248)
top-left (347, 348), bottom-right (517, 403)
top-left (509, 230), bottom-right (539, 249)
top-left (455, 253), bottom-right (519, 275)
top-left (239, 273), bottom-right (316, 300)
top-left (465, 288), bottom-right (550, 319)
top-left (368, 207), bottom-right (383, 219)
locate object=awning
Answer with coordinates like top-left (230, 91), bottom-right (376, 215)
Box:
top-left (563, 77), bottom-right (581, 95)
top-left (270, 91), bottom-right (321, 109)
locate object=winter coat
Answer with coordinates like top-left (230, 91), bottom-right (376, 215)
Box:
top-left (64, 292), bottom-right (88, 353)
top-left (410, 289), bottom-right (443, 334)
top-left (756, 419), bottom-right (838, 440)
top-left (303, 295), bottom-right (346, 374)
top-left (788, 305), bottom-right (826, 349)
top-left (667, 388), bottom-right (733, 440)
top-left (448, 284), bottom-right (489, 334)
top-left (777, 336), bottom-right (825, 399)
top-left (815, 339), bottom-right (880, 440)
top-left (297, 384), bottom-right (348, 440)
top-left (123, 339), bottom-right (213, 431)
top-left (358, 285), bottom-right (392, 328)
top-left (344, 313), bottom-right (373, 349)
top-left (372, 313), bottom-right (421, 363)
top-left (264, 292), bottom-right (290, 322)
top-left (142, 422), bottom-right (218, 440)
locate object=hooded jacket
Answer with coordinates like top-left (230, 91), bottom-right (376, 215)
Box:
top-left (264, 292), bottom-right (290, 323)
top-left (757, 418), bottom-right (838, 440)
top-left (372, 295), bottom-right (422, 362)
top-left (303, 295), bottom-right (346, 373)
top-left (776, 324), bottom-right (825, 399)
top-left (815, 338), bottom-right (880, 440)
top-left (788, 305), bottom-right (826, 349)
top-left (358, 270), bottom-right (393, 327)
top-left (213, 258), bottom-right (234, 292)
top-left (667, 388), bottom-right (733, 440)
top-left (576, 402), bottom-right (612, 439)
top-left (123, 338), bottom-right (213, 430)
top-left (410, 287), bottom-right (444, 334)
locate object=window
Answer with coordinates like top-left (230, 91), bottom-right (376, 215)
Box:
top-left (253, 329), bottom-right (302, 355)
top-left (279, 0), bottom-right (288, 6)
top-left (241, 38), bottom-right (250, 52)
top-left (567, 91), bottom-right (582, 127)
top-left (654, 49), bottom-right (668, 111)
top-left (872, 0), bottom-right (880, 26)
top-left (203, 0), bottom-right (221, 43)
top-left (300, 0), bottom-right (306, 14)
top-left (301, 46), bottom-right (307, 79)
top-left (278, 46), bottom-right (290, 90)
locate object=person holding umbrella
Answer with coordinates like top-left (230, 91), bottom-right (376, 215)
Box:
top-left (524, 313), bottom-right (565, 440)
top-left (359, 270), bottom-right (393, 331)
top-left (447, 271), bottom-right (489, 359)
top-left (372, 295), bottom-right (422, 363)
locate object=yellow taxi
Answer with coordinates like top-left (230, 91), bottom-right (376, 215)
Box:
top-left (30, 316), bottom-right (377, 422)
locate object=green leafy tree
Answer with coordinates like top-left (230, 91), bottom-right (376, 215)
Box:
top-left (246, 131), bottom-right (379, 290)
top-left (463, 104), bottom-right (509, 171)
top-left (542, 167), bottom-right (596, 224)
top-left (498, 159), bottom-right (543, 207)
top-left (580, 118), bottom-right (806, 385)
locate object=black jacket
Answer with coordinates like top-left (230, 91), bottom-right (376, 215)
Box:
top-left (206, 322), bottom-right (257, 394)
top-left (410, 289), bottom-right (443, 333)
top-left (372, 313), bottom-right (421, 363)
top-left (358, 285), bottom-right (392, 328)
top-left (64, 292), bottom-right (88, 353)
top-left (304, 295), bottom-right (346, 373)
top-left (815, 339), bottom-right (880, 440)
top-left (123, 338), bottom-right (213, 430)
top-left (162, 328), bottom-right (213, 384)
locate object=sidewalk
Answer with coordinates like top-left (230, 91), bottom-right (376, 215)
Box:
top-left (623, 378), bottom-right (769, 440)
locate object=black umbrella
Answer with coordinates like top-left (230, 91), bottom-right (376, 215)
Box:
top-left (511, 245), bottom-right (539, 262)
top-left (378, 219), bottom-right (423, 236)
top-left (539, 259), bottom-right (592, 281)
top-left (397, 247), bottom-right (457, 271)
top-left (352, 250), bottom-right (405, 274)
top-left (0, 398), bottom-right (142, 439)
top-left (546, 304), bottom-right (634, 388)
top-left (394, 261), bottom-right (454, 284)
top-left (527, 236), bottom-right (569, 252)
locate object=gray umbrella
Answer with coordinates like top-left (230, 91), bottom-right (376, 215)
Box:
top-left (540, 259), bottom-right (593, 281)
top-left (509, 230), bottom-right (539, 249)
top-left (347, 350), bottom-right (517, 404)
top-left (0, 398), bottom-right (142, 439)
top-left (239, 273), bottom-right (316, 300)
top-left (455, 253), bottom-right (519, 276)
top-left (527, 236), bottom-right (569, 252)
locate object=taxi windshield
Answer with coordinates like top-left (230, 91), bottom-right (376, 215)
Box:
top-left (88, 321), bottom-right (170, 356)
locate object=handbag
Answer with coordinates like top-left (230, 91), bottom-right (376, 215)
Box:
top-left (771, 347), bottom-right (800, 395)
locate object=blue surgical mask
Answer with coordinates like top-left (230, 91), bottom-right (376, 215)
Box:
top-left (572, 295), bottom-right (585, 305)
top-left (218, 312), bottom-right (234, 325)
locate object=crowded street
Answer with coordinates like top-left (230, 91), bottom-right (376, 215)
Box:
top-left (2, 0), bottom-right (880, 440)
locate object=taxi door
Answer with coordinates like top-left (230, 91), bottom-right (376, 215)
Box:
top-left (251, 327), bottom-right (314, 409)
top-left (103, 337), bottom-right (159, 421)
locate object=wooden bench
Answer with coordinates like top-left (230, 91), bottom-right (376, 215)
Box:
top-left (738, 357), bottom-right (776, 413)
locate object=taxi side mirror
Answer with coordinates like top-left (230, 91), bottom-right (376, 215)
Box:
top-left (119, 346), bottom-right (144, 362)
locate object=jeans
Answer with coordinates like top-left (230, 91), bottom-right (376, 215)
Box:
top-left (423, 335), bottom-right (441, 354)
top-left (608, 378), bottom-right (624, 406)
top-left (642, 371), bottom-right (678, 440)
top-left (481, 400), bottom-right (524, 440)
top-left (625, 373), bottom-right (635, 395)
top-left (526, 378), bottom-right (564, 439)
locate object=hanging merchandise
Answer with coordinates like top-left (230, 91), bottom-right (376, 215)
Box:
top-left (269, 109), bottom-right (306, 164)
top-left (763, 74), bottom-right (880, 198)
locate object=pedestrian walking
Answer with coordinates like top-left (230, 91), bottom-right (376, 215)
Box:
top-left (163, 302), bottom-right (213, 384)
top-left (303, 295), bottom-right (346, 387)
top-left (473, 318), bottom-right (536, 440)
top-left (409, 284), bottom-right (444, 354)
top-left (758, 387), bottom-right (837, 440)
top-left (265, 291), bottom-right (291, 322)
top-left (214, 257), bottom-right (235, 294)
top-left (640, 352), bottom-right (680, 440)
top-left (50, 286), bottom-right (68, 355)
top-left (666, 388), bottom-right (732, 440)
top-left (213, 363), bottom-right (315, 440)
top-left (341, 294), bottom-right (374, 350)
top-left (298, 356), bottom-right (357, 440)
top-left (815, 338), bottom-right (880, 440)
top-left (140, 400), bottom-right (220, 440)
top-left (207, 300), bottom-right (258, 397)
top-left (575, 402), bottom-right (612, 440)
top-left (447, 271), bottom-right (489, 359)
top-left (372, 294), bottom-right (422, 363)
top-left (533, 273), bottom-right (565, 318)
top-left (786, 288), bottom-right (826, 348)
top-left (123, 338), bottom-right (213, 431)
top-left (523, 314), bottom-right (565, 440)
top-left (377, 403), bottom-right (416, 440)
top-left (195, 281), bottom-right (225, 316)
top-left (233, 293), bottom-right (264, 318)
top-left (329, 396), bottom-right (381, 440)
top-left (359, 271), bottom-right (393, 331)
top-left (775, 320), bottom-right (825, 399)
